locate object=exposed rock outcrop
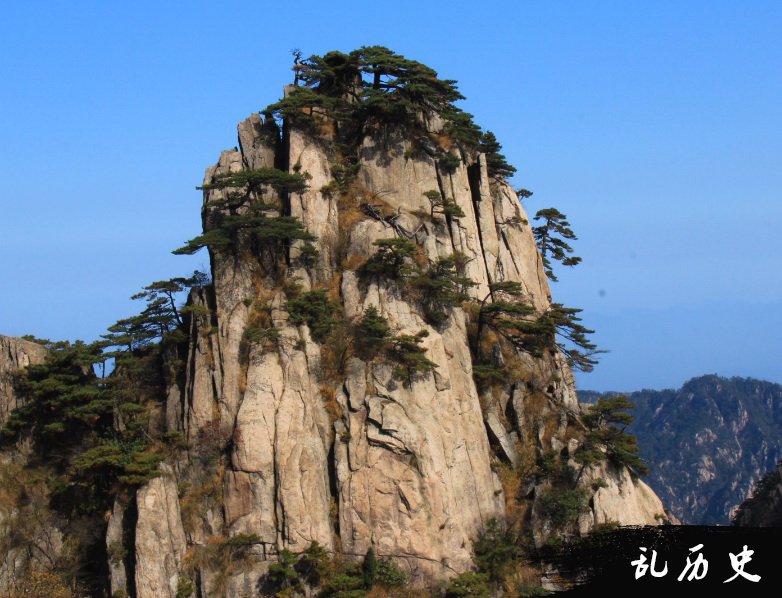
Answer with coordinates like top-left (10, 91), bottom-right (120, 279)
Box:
top-left (0, 336), bottom-right (59, 595)
top-left (107, 99), bottom-right (668, 596)
top-left (0, 335), bottom-right (47, 426)
top-left (134, 465), bottom-right (188, 598)
top-left (0, 66), bottom-right (669, 595)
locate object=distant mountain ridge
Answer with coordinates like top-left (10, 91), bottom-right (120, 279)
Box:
top-left (580, 375), bottom-right (782, 524)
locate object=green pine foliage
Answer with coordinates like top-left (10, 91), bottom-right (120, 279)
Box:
top-left (538, 303), bottom-right (601, 372)
top-left (441, 106), bottom-right (484, 146)
top-left (321, 160), bottom-right (361, 198)
top-left (733, 460), bottom-right (782, 526)
top-left (423, 189), bottom-right (465, 219)
top-left (471, 281), bottom-right (601, 373)
top-left (243, 321), bottom-right (280, 347)
top-left (387, 330), bottom-right (438, 382)
top-left (103, 272), bottom-right (208, 351)
top-left (363, 239), bottom-right (476, 327)
top-left (474, 282), bottom-right (544, 360)
top-left (445, 572), bottom-right (492, 598)
top-left (479, 131), bottom-right (517, 179)
top-left (361, 237), bottom-right (417, 279)
top-left (361, 547), bottom-right (377, 589)
top-left (353, 306), bottom-right (391, 360)
top-left (410, 253), bottom-right (475, 326)
top-left (438, 152), bottom-right (462, 173)
top-left (296, 240), bottom-right (320, 267)
top-left (1, 341), bottom-right (165, 512)
top-left (532, 208), bottom-right (582, 283)
top-left (2, 272), bottom-right (206, 524)
top-left (471, 364), bottom-right (506, 391)
top-left (472, 518), bottom-right (521, 582)
top-left (266, 549), bottom-right (302, 595)
top-left (538, 487), bottom-right (589, 526)
top-left (373, 557), bottom-right (407, 586)
top-left (264, 46), bottom-right (493, 153)
top-left (263, 543), bottom-right (405, 598)
top-left (353, 307), bottom-right (437, 383)
top-left (2, 341), bottom-right (112, 448)
top-left (577, 396), bottom-right (649, 476)
top-left (174, 165), bottom-right (315, 268)
top-left (286, 289), bottom-right (339, 343)
top-left (264, 86), bottom-right (341, 130)
top-left (173, 213), bottom-right (316, 258)
top-left (176, 576), bottom-right (196, 598)
top-left (198, 167), bottom-right (311, 195)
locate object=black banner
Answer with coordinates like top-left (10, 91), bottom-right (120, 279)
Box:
top-left (546, 526), bottom-right (782, 594)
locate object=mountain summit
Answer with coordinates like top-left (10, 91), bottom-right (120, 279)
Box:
top-left (0, 48), bottom-right (667, 597)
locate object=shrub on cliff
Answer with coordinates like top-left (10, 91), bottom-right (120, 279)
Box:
top-left (387, 330), bottom-right (438, 382)
top-left (576, 395), bottom-right (649, 476)
top-left (354, 306), bottom-right (391, 360)
top-left (409, 252), bottom-right (475, 326)
top-left (286, 289), bottom-right (340, 343)
top-left (361, 237), bottom-right (417, 279)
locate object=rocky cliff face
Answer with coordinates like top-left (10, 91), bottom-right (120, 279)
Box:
top-left (0, 336), bottom-right (60, 595)
top-left (106, 101), bottom-right (667, 597)
top-left (1, 335), bottom-right (47, 426)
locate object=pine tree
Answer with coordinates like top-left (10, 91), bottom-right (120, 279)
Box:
top-left (173, 214), bottom-right (316, 263)
top-left (540, 303), bottom-right (602, 372)
top-left (361, 238), bottom-right (417, 279)
top-left (174, 166), bottom-right (315, 271)
top-left (410, 253), bottom-right (475, 326)
top-left (1, 339), bottom-right (165, 505)
top-left (576, 395), bottom-right (649, 476)
top-left (479, 131), bottom-right (517, 179)
top-left (286, 289), bottom-right (339, 343)
top-left (362, 547), bottom-right (378, 589)
top-left (103, 272), bottom-right (207, 351)
top-left (387, 330), bottom-right (438, 383)
top-left (354, 306), bottom-right (391, 360)
top-left (423, 190), bottom-right (465, 219)
top-left (474, 282), bottom-right (544, 360)
top-left (198, 167), bottom-right (310, 196)
top-left (533, 208), bottom-right (582, 282)
top-left (265, 46), bottom-right (484, 145)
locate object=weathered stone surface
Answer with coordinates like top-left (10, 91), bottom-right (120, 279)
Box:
top-left (229, 335), bottom-right (333, 552)
top-left (0, 336), bottom-right (57, 594)
top-left (124, 103), bottom-right (668, 590)
top-left (485, 410), bottom-right (518, 466)
top-left (135, 466), bottom-right (187, 598)
top-left (238, 113), bottom-right (276, 170)
top-left (0, 450), bottom-right (64, 595)
top-left (336, 277), bottom-right (504, 576)
top-left (580, 463), bottom-right (667, 530)
top-left (201, 148), bottom-right (257, 435)
top-left (0, 335), bottom-right (47, 426)
top-left (288, 126), bottom-right (339, 284)
top-left (178, 287), bottom-right (220, 440)
top-left (106, 499), bottom-right (129, 597)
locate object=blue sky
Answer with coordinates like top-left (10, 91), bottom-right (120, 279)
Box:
top-left (1, 1), bottom-right (780, 391)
